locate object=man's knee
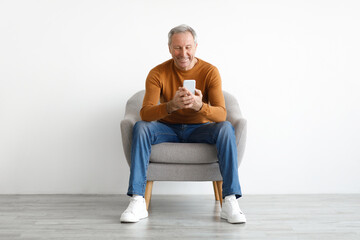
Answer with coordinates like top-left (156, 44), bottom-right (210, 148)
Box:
top-left (213, 121), bottom-right (235, 141)
top-left (133, 121), bottom-right (152, 136)
top-left (217, 121), bottom-right (235, 133)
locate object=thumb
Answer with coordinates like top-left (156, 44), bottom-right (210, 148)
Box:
top-left (194, 89), bottom-right (202, 96)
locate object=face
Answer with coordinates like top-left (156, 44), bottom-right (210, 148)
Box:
top-left (169, 31), bottom-right (198, 71)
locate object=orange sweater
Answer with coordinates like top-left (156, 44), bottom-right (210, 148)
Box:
top-left (140, 58), bottom-right (226, 124)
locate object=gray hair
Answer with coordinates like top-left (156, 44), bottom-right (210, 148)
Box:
top-left (168, 24), bottom-right (197, 46)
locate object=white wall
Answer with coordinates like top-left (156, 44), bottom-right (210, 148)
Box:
top-left (1, 0), bottom-right (359, 194)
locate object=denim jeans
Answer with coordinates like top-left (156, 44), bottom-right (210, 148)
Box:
top-left (127, 121), bottom-right (242, 199)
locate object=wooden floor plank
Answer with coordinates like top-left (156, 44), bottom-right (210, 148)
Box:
top-left (0, 194), bottom-right (359, 239)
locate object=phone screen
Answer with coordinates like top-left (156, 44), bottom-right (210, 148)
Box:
top-left (183, 80), bottom-right (196, 94)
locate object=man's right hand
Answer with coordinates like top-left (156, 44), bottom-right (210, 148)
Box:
top-left (167, 87), bottom-right (195, 113)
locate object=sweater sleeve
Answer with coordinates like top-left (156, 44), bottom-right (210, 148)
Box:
top-left (140, 69), bottom-right (169, 122)
top-left (198, 67), bottom-right (227, 122)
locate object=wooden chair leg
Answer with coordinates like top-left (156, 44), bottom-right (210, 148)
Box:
top-left (144, 181), bottom-right (153, 210)
top-left (213, 181), bottom-right (220, 201)
top-left (216, 181), bottom-right (223, 207)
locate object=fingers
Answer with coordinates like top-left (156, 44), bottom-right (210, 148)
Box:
top-left (173, 87), bottom-right (202, 110)
top-left (180, 93), bottom-right (194, 107)
top-left (172, 88), bottom-right (193, 109)
top-left (194, 89), bottom-right (202, 96)
top-left (181, 96), bottom-right (194, 108)
top-left (178, 87), bottom-right (192, 96)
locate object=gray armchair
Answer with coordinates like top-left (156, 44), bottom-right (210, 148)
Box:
top-left (121, 90), bottom-right (247, 209)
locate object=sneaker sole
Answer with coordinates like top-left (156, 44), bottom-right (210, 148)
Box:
top-left (220, 212), bottom-right (246, 224)
top-left (120, 212), bottom-right (148, 223)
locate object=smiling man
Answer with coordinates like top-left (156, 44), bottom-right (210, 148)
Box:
top-left (169, 30), bottom-right (198, 71)
top-left (120, 24), bottom-right (246, 224)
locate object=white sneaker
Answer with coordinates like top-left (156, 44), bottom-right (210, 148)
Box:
top-left (120, 196), bottom-right (148, 223)
top-left (220, 195), bottom-right (246, 224)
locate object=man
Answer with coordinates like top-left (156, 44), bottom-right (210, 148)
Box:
top-left (120, 24), bottom-right (246, 224)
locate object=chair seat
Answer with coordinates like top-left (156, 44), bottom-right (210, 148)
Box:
top-left (150, 143), bottom-right (218, 164)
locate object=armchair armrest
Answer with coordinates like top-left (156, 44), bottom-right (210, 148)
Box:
top-left (120, 115), bottom-right (137, 167)
top-left (227, 117), bottom-right (247, 166)
top-left (223, 91), bottom-right (247, 166)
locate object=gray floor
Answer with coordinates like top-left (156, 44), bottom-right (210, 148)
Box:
top-left (0, 194), bottom-right (359, 240)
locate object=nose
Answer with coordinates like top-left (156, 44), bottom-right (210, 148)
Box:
top-left (179, 47), bottom-right (186, 57)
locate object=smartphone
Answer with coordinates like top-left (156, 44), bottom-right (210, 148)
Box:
top-left (183, 80), bottom-right (196, 94)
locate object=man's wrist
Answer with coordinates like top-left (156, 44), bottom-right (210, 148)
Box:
top-left (196, 102), bottom-right (204, 112)
top-left (167, 101), bottom-right (174, 114)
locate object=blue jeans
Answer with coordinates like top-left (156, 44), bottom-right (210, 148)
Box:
top-left (127, 121), bottom-right (242, 199)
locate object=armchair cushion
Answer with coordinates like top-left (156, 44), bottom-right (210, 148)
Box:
top-left (150, 143), bottom-right (218, 164)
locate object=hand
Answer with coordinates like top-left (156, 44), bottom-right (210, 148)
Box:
top-left (169, 87), bottom-right (193, 111)
top-left (167, 87), bottom-right (203, 113)
top-left (191, 89), bottom-right (204, 111)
